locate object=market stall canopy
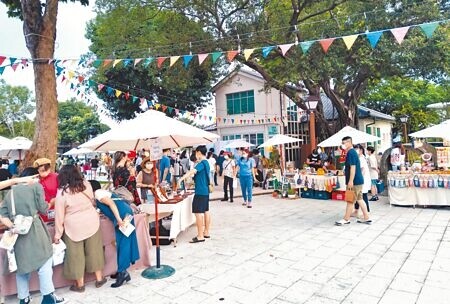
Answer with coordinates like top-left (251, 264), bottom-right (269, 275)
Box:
top-left (63, 147), bottom-right (93, 156)
top-left (0, 136), bottom-right (33, 159)
top-left (426, 102), bottom-right (450, 109)
top-left (224, 139), bottom-right (255, 149)
top-left (258, 134), bottom-right (303, 148)
top-left (0, 136), bottom-right (11, 145)
top-left (318, 126), bottom-right (381, 147)
top-left (79, 110), bottom-right (219, 151)
top-left (409, 120), bottom-right (450, 139)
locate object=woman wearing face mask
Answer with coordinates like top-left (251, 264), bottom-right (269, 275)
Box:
top-left (236, 149), bottom-right (257, 208)
top-left (112, 151), bottom-right (141, 206)
top-left (136, 158), bottom-right (157, 203)
top-left (221, 153), bottom-right (237, 203)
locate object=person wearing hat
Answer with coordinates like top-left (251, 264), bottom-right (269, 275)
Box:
top-left (34, 158), bottom-right (58, 223)
top-left (136, 158), bottom-right (157, 203)
top-left (236, 149), bottom-right (257, 208)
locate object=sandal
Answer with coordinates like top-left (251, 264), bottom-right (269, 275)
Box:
top-left (70, 285), bottom-right (85, 292)
top-left (95, 277), bottom-right (107, 288)
top-left (204, 235), bottom-right (210, 238)
top-left (189, 237), bottom-right (205, 243)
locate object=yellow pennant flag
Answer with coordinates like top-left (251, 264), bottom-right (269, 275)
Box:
top-left (67, 71), bottom-right (75, 79)
top-left (115, 90), bottom-right (122, 98)
top-left (113, 59), bottom-right (122, 67)
top-left (342, 35), bottom-right (359, 50)
top-left (155, 104), bottom-right (161, 110)
top-left (170, 56), bottom-right (180, 67)
top-left (243, 49), bottom-right (255, 61)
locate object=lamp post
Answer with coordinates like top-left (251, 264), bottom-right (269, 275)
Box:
top-left (400, 115), bottom-right (409, 143)
top-left (306, 96), bottom-right (319, 153)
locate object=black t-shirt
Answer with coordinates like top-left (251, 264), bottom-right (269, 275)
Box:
top-left (308, 154), bottom-right (320, 163)
top-left (91, 158), bottom-right (99, 168)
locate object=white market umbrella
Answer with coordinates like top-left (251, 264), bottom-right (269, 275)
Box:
top-left (426, 102), bottom-right (450, 109)
top-left (409, 120), bottom-right (450, 139)
top-left (318, 126), bottom-right (381, 147)
top-left (0, 136), bottom-right (11, 145)
top-left (224, 139), bottom-right (255, 149)
top-left (63, 147), bottom-right (93, 156)
top-left (258, 134), bottom-right (302, 148)
top-left (80, 110), bottom-right (219, 151)
top-left (0, 136), bottom-right (32, 159)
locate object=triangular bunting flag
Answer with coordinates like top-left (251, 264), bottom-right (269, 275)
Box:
top-left (134, 58), bottom-right (143, 66)
top-left (161, 105), bottom-right (167, 112)
top-left (115, 89), bottom-right (122, 98)
top-left (0, 66), bottom-right (5, 75)
top-left (122, 59), bottom-right (132, 67)
top-left (342, 35), bottom-right (359, 50)
top-left (198, 54), bottom-right (209, 65)
top-left (113, 59), bottom-right (122, 67)
top-left (231, 119), bottom-right (235, 124)
top-left (140, 98), bottom-right (146, 105)
top-left (155, 104), bottom-right (161, 110)
top-left (366, 31), bottom-right (384, 48)
top-left (212, 52), bottom-right (222, 63)
top-left (279, 43), bottom-right (294, 56)
top-left (67, 71), bottom-right (75, 79)
top-left (78, 76), bottom-right (85, 83)
top-left (183, 55), bottom-right (194, 68)
top-left (262, 46), bottom-right (275, 58)
top-left (124, 92), bottom-right (130, 100)
top-left (420, 22), bottom-right (439, 38)
top-left (319, 38), bottom-right (335, 53)
top-left (390, 26), bottom-right (410, 44)
top-left (143, 57), bottom-right (154, 68)
top-left (157, 57), bottom-right (167, 69)
top-left (300, 41), bottom-right (315, 53)
top-left (170, 56), bottom-right (180, 67)
top-left (102, 59), bottom-right (113, 67)
top-left (226, 50), bottom-right (239, 62)
top-left (0, 56), bottom-right (6, 66)
top-left (92, 60), bottom-right (102, 68)
top-left (9, 57), bottom-right (17, 65)
top-left (132, 96), bottom-right (138, 103)
top-left (243, 49), bottom-right (255, 61)
top-left (106, 87), bottom-right (114, 96)
top-left (98, 84), bottom-right (105, 91)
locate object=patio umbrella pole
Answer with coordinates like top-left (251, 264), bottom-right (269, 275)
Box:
top-left (142, 190), bottom-right (175, 279)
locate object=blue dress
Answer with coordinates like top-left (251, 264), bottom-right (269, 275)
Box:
top-left (96, 194), bottom-right (140, 272)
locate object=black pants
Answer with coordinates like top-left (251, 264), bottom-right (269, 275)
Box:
top-left (214, 172), bottom-right (218, 186)
top-left (355, 193), bottom-right (370, 212)
top-left (223, 176), bottom-right (234, 200)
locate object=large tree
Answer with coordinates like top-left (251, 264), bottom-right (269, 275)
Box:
top-left (1, 0), bottom-right (89, 166)
top-left (153, 0), bottom-right (449, 139)
top-left (0, 79), bottom-right (34, 137)
top-left (86, 3), bottom-right (220, 120)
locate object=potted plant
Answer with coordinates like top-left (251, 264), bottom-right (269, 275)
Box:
top-left (287, 188), bottom-right (297, 199)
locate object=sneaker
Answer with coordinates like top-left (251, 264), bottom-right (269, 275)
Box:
top-left (369, 196), bottom-right (378, 201)
top-left (220, 198), bottom-right (228, 202)
top-left (335, 219), bottom-right (351, 226)
top-left (41, 292), bottom-right (66, 304)
top-left (229, 200), bottom-right (234, 203)
top-left (242, 202), bottom-right (247, 206)
top-left (20, 297), bottom-right (31, 304)
top-left (357, 219), bottom-right (372, 225)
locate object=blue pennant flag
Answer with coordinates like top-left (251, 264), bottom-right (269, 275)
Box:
top-left (183, 55), bottom-right (194, 68)
top-left (55, 66), bottom-right (64, 76)
top-left (366, 31), bottom-right (384, 48)
top-left (132, 96), bottom-right (138, 103)
top-left (419, 22), bottom-right (439, 38)
top-left (300, 41), bottom-right (314, 53)
top-left (123, 59), bottom-right (132, 67)
top-left (9, 57), bottom-right (17, 65)
top-left (106, 87), bottom-right (114, 96)
top-left (0, 66), bottom-right (5, 75)
top-left (262, 46), bottom-right (275, 58)
top-left (143, 57), bottom-right (154, 68)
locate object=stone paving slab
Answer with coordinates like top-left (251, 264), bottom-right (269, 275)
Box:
top-left (4, 195), bottom-right (450, 304)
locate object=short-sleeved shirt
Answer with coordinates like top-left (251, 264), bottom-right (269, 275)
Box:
top-left (194, 160), bottom-right (210, 196)
top-left (390, 148), bottom-right (401, 166)
top-left (222, 159), bottom-right (236, 178)
top-left (39, 172), bottom-right (58, 222)
top-left (91, 158), bottom-right (99, 168)
top-left (236, 157), bottom-right (256, 177)
top-left (368, 154), bottom-right (379, 179)
top-left (159, 155), bottom-right (171, 183)
top-left (344, 148), bottom-right (364, 185)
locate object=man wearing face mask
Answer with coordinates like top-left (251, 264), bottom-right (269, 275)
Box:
top-left (236, 149), bottom-right (257, 208)
top-left (335, 137), bottom-right (371, 226)
top-left (221, 153), bottom-right (237, 203)
top-left (306, 149), bottom-right (322, 170)
top-left (136, 158), bottom-right (157, 203)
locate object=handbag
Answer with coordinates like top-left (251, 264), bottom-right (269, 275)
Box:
top-left (52, 240), bottom-right (66, 266)
top-left (10, 188), bottom-right (35, 235)
top-left (6, 249), bottom-right (17, 273)
top-left (112, 186), bottom-right (134, 203)
top-left (0, 230), bottom-right (18, 250)
top-left (344, 189), bottom-right (356, 203)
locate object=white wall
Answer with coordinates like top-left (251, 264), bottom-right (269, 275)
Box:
top-left (359, 119), bottom-right (393, 153)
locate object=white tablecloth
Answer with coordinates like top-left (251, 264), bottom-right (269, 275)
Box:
top-left (141, 195), bottom-right (195, 239)
top-left (389, 187), bottom-right (450, 206)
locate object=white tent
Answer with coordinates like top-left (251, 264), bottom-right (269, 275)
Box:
top-left (258, 134), bottom-right (302, 148)
top-left (224, 139), bottom-right (255, 149)
top-left (63, 147), bottom-right (93, 156)
top-left (409, 120), bottom-right (450, 139)
top-left (0, 136), bottom-right (10, 145)
top-left (0, 136), bottom-right (32, 159)
top-left (318, 126), bottom-right (381, 147)
top-left (80, 110), bottom-right (219, 151)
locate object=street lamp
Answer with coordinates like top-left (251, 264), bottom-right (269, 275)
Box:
top-left (305, 96), bottom-right (319, 152)
top-left (400, 115), bottom-right (409, 143)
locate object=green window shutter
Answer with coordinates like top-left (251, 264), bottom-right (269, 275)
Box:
top-left (226, 95), bottom-right (233, 115)
top-left (366, 126), bottom-right (372, 134)
top-left (377, 128), bottom-right (381, 145)
top-left (248, 93), bottom-right (255, 112)
top-left (241, 96), bottom-right (248, 113)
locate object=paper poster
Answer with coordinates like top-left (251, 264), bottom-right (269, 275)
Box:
top-left (150, 138), bottom-right (163, 161)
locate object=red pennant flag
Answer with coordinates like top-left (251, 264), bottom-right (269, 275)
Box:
top-left (227, 50), bottom-right (239, 62)
top-left (124, 92), bottom-right (130, 100)
top-left (103, 59), bottom-right (113, 67)
top-left (78, 76), bottom-right (85, 83)
top-left (0, 56), bottom-right (6, 66)
top-left (319, 38), bottom-right (335, 53)
top-left (157, 57), bottom-right (167, 69)
top-left (192, 113), bottom-right (197, 119)
top-left (61, 76), bottom-right (66, 83)
top-left (161, 105), bottom-right (167, 112)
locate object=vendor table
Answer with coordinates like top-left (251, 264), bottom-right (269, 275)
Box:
top-left (140, 194), bottom-right (195, 241)
top-left (0, 214), bottom-right (151, 297)
top-left (388, 172), bottom-right (450, 206)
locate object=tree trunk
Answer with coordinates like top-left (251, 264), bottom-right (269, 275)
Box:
top-left (21, 0), bottom-right (59, 167)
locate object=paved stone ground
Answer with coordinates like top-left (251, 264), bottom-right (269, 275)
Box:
top-left (5, 195), bottom-right (450, 304)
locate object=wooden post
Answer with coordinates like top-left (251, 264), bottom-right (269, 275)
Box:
top-left (309, 111), bottom-right (316, 153)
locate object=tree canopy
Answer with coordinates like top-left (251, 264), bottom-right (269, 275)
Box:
top-left (86, 3), bottom-right (221, 120)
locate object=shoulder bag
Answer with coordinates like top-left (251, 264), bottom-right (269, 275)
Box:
top-left (112, 174), bottom-right (134, 204)
top-left (10, 187), bottom-right (36, 235)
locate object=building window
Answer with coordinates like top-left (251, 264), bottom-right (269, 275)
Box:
top-left (226, 90), bottom-right (255, 115)
top-left (223, 133), bottom-right (264, 154)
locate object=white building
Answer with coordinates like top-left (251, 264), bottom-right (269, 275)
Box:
top-left (212, 68), bottom-right (394, 166)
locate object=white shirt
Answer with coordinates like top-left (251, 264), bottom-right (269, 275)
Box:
top-left (359, 155), bottom-right (371, 193)
top-left (368, 154), bottom-right (379, 179)
top-left (391, 147), bottom-right (402, 166)
top-left (207, 157), bottom-right (216, 173)
top-left (222, 159), bottom-right (236, 178)
top-left (95, 189), bottom-right (112, 201)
